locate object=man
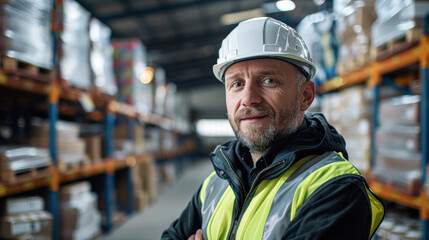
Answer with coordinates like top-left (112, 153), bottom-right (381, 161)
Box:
top-left (162, 17), bottom-right (384, 240)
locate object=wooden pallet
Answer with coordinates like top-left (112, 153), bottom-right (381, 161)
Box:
top-left (57, 156), bottom-right (91, 173)
top-left (368, 174), bottom-right (421, 196)
top-left (371, 28), bottom-right (422, 61)
top-left (0, 56), bottom-right (55, 82)
top-left (0, 165), bottom-right (53, 184)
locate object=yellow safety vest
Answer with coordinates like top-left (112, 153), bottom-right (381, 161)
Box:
top-left (199, 151), bottom-right (384, 240)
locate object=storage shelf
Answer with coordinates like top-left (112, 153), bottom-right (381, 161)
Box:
top-left (0, 148), bottom-right (190, 198)
top-left (114, 154), bottom-right (153, 170)
top-left (317, 67), bottom-right (371, 93)
top-left (0, 71), bottom-right (182, 130)
top-left (0, 72), bottom-right (52, 95)
top-left (368, 180), bottom-right (426, 211)
top-left (59, 161), bottom-right (108, 182)
top-left (318, 41), bottom-right (429, 93)
top-left (0, 175), bottom-right (52, 197)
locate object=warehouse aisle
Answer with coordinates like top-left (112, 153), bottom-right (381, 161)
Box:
top-left (105, 158), bottom-right (214, 240)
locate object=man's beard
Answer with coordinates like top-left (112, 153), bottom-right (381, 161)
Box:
top-left (229, 97), bottom-right (301, 153)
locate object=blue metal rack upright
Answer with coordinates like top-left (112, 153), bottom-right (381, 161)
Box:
top-left (48, 82), bottom-right (59, 240)
top-left (370, 83), bottom-right (380, 170)
top-left (420, 13), bottom-right (429, 240)
top-left (126, 119), bottom-right (135, 215)
top-left (104, 111), bottom-right (116, 232)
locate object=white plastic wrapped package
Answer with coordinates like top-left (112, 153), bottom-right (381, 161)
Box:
top-left (60, 0), bottom-right (91, 89)
top-left (297, 11), bottom-right (336, 84)
top-left (130, 41), bottom-right (149, 112)
top-left (1, 0), bottom-right (53, 69)
top-left (90, 18), bottom-right (117, 96)
top-left (0, 146), bottom-right (52, 173)
top-left (371, 0), bottom-right (429, 47)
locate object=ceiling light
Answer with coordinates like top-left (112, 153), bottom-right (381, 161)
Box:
top-left (140, 67), bottom-right (154, 84)
top-left (313, 0), bottom-right (326, 6)
top-left (276, 0), bottom-right (296, 12)
top-left (221, 8), bottom-right (265, 25)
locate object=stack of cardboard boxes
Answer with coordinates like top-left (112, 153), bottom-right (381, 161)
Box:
top-left (335, 1), bottom-right (376, 75)
top-left (60, 181), bottom-right (101, 240)
top-left (0, 196), bottom-right (52, 240)
top-left (373, 95), bottom-right (421, 195)
top-left (30, 119), bottom-right (87, 170)
top-left (321, 86), bottom-right (373, 172)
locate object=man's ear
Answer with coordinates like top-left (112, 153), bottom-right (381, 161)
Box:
top-left (300, 81), bottom-right (315, 111)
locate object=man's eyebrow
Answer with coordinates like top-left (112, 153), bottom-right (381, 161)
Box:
top-left (225, 70), bottom-right (281, 81)
top-left (258, 70), bottom-right (281, 76)
top-left (225, 72), bottom-right (242, 82)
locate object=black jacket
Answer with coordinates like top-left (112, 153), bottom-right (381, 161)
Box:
top-left (162, 113), bottom-right (384, 239)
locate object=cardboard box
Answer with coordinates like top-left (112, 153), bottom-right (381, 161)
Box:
top-left (2, 196), bottom-right (44, 215)
top-left (376, 125), bottom-right (420, 153)
top-left (60, 192), bottom-right (98, 230)
top-left (84, 135), bottom-right (102, 163)
top-left (60, 181), bottom-right (91, 202)
top-left (61, 211), bottom-right (101, 240)
top-left (379, 95), bottom-right (420, 124)
top-left (0, 211), bottom-right (52, 240)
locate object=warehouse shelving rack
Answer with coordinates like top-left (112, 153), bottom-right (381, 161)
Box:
top-left (0, 70), bottom-right (193, 240)
top-left (318, 15), bottom-right (429, 239)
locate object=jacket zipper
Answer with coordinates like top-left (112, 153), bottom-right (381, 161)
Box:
top-left (220, 150), bottom-right (286, 240)
top-left (219, 148), bottom-right (246, 200)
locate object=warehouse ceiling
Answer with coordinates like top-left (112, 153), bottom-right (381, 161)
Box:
top-left (75, 0), bottom-right (322, 92)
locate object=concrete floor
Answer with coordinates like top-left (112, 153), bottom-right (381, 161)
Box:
top-left (105, 159), bottom-right (214, 240)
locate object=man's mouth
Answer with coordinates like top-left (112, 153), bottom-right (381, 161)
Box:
top-left (240, 114), bottom-right (268, 122)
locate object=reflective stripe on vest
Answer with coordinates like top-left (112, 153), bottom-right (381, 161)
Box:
top-left (200, 171), bottom-right (235, 240)
top-left (200, 152), bottom-right (384, 240)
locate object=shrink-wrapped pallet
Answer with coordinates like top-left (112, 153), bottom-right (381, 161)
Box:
top-left (0, 146), bottom-right (51, 174)
top-left (0, 0), bottom-right (54, 69)
top-left (60, 0), bottom-right (91, 89)
top-left (90, 18), bottom-right (117, 96)
top-left (297, 11), bottom-right (337, 85)
top-left (371, 0), bottom-right (429, 48)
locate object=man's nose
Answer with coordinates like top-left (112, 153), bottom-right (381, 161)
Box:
top-left (241, 82), bottom-right (262, 107)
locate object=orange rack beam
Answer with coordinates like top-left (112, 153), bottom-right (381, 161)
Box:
top-left (59, 161), bottom-right (108, 182)
top-left (0, 72), bottom-right (52, 95)
top-left (369, 180), bottom-right (429, 212)
top-left (0, 176), bottom-right (52, 197)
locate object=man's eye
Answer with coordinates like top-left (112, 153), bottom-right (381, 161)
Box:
top-left (232, 82), bottom-right (243, 88)
top-left (263, 78), bottom-right (274, 84)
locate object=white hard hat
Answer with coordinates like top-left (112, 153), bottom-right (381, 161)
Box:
top-left (213, 17), bottom-right (316, 81)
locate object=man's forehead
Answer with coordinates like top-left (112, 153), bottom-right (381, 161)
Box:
top-left (224, 59), bottom-right (296, 80)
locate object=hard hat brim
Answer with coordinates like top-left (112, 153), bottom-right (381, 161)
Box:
top-left (213, 54), bottom-right (316, 82)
